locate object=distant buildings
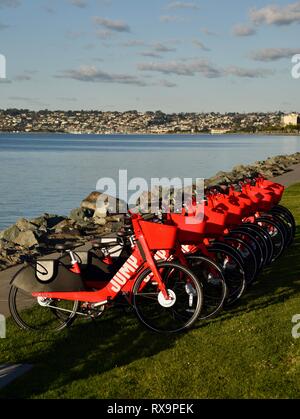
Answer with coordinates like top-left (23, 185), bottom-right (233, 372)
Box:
top-left (281, 113), bottom-right (300, 127)
top-left (0, 109), bottom-right (293, 134)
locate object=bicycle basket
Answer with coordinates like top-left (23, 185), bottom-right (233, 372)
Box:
top-left (139, 221), bottom-right (178, 250)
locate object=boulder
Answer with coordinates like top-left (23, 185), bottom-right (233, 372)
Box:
top-left (30, 215), bottom-right (48, 231)
top-left (46, 214), bottom-right (66, 229)
top-left (81, 192), bottom-right (127, 215)
top-left (54, 219), bottom-right (76, 233)
top-left (69, 208), bottom-right (87, 222)
top-left (0, 225), bottom-right (21, 243)
top-left (16, 218), bottom-right (38, 232)
top-left (93, 217), bottom-right (107, 226)
top-left (14, 230), bottom-right (39, 248)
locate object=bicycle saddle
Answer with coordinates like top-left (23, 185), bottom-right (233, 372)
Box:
top-left (55, 243), bottom-right (74, 252)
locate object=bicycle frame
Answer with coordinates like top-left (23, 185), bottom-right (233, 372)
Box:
top-left (32, 215), bottom-right (172, 304)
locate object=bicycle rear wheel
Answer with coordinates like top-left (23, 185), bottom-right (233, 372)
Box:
top-left (133, 262), bottom-right (203, 334)
top-left (9, 285), bottom-right (78, 332)
top-left (186, 255), bottom-right (227, 320)
top-left (207, 244), bottom-right (247, 307)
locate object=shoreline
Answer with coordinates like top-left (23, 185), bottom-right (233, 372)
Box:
top-left (0, 151), bottom-right (300, 273)
top-left (0, 131), bottom-right (299, 137)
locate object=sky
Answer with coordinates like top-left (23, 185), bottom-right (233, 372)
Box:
top-left (0, 0), bottom-right (299, 112)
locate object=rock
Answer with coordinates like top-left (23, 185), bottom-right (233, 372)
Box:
top-left (93, 207), bottom-right (108, 219)
top-left (16, 218), bottom-right (38, 232)
top-left (14, 230), bottom-right (39, 248)
top-left (30, 215), bottom-right (48, 231)
top-left (46, 214), bottom-right (66, 229)
top-left (69, 208), bottom-right (87, 222)
top-left (81, 192), bottom-right (127, 214)
top-left (0, 225), bottom-right (21, 243)
top-left (54, 219), bottom-right (76, 233)
top-left (93, 217), bottom-right (107, 226)
top-left (81, 192), bottom-right (101, 211)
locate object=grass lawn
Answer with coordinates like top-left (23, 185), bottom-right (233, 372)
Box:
top-left (1, 183), bottom-right (300, 399)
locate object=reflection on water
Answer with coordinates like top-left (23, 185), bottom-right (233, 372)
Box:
top-left (0, 133), bottom-right (300, 229)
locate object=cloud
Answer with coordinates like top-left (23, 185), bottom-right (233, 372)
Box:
top-left (138, 59), bottom-right (275, 79)
top-left (0, 0), bottom-right (20, 8)
top-left (166, 1), bottom-right (200, 10)
top-left (55, 65), bottom-right (147, 86)
top-left (95, 29), bottom-right (114, 39)
top-left (250, 2), bottom-right (300, 26)
top-left (232, 24), bottom-right (256, 37)
top-left (138, 60), bottom-right (223, 78)
top-left (158, 79), bottom-right (177, 87)
top-left (68, 0), bottom-right (88, 8)
top-left (122, 40), bottom-right (146, 47)
top-left (139, 51), bottom-right (163, 59)
top-left (226, 66), bottom-right (274, 78)
top-left (93, 17), bottom-right (131, 32)
top-left (201, 27), bottom-right (218, 36)
top-left (153, 42), bottom-right (176, 53)
top-left (250, 48), bottom-right (300, 62)
top-left (192, 40), bottom-right (210, 51)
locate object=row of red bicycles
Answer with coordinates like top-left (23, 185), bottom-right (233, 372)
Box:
top-left (9, 176), bottom-right (296, 334)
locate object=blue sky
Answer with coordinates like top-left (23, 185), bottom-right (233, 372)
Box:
top-left (0, 0), bottom-right (299, 112)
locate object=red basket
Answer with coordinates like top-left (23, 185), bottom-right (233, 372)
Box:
top-left (139, 221), bottom-right (178, 250)
top-left (170, 213), bottom-right (207, 243)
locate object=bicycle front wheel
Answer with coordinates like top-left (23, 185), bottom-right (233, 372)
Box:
top-left (133, 262), bottom-right (203, 334)
top-left (9, 285), bottom-right (79, 332)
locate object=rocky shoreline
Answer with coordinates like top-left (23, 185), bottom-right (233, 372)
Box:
top-left (1, 152), bottom-right (300, 272)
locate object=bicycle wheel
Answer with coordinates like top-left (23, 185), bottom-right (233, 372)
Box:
top-left (272, 205), bottom-right (296, 236)
top-left (186, 255), bottom-right (227, 320)
top-left (269, 209), bottom-right (295, 247)
top-left (224, 236), bottom-right (258, 285)
top-left (229, 228), bottom-right (264, 272)
top-left (255, 217), bottom-right (285, 261)
top-left (207, 244), bottom-right (247, 307)
top-left (9, 285), bottom-right (78, 332)
top-left (240, 224), bottom-right (273, 266)
top-left (133, 262), bottom-right (203, 334)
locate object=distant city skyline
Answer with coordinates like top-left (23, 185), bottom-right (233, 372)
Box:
top-left (0, 0), bottom-right (299, 112)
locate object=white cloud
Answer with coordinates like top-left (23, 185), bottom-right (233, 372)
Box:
top-left (93, 17), bottom-right (131, 32)
top-left (138, 59), bottom-right (275, 79)
top-left (232, 24), bottom-right (256, 37)
top-left (251, 48), bottom-right (300, 61)
top-left (56, 65), bottom-right (147, 86)
top-left (250, 1), bottom-right (300, 26)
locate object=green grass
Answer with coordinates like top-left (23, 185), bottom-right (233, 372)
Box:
top-left (1, 184), bottom-right (300, 399)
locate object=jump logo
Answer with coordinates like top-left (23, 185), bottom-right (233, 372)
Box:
top-left (0, 54), bottom-right (6, 79)
top-left (110, 255), bottom-right (139, 293)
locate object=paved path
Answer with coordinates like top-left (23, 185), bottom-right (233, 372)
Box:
top-left (0, 364), bottom-right (32, 391)
top-left (0, 265), bottom-right (21, 318)
top-left (270, 163), bottom-right (300, 187)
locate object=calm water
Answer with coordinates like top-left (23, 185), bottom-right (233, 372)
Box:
top-left (1, 133), bottom-right (300, 230)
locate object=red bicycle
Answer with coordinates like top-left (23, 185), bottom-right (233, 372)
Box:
top-left (9, 213), bottom-right (203, 334)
